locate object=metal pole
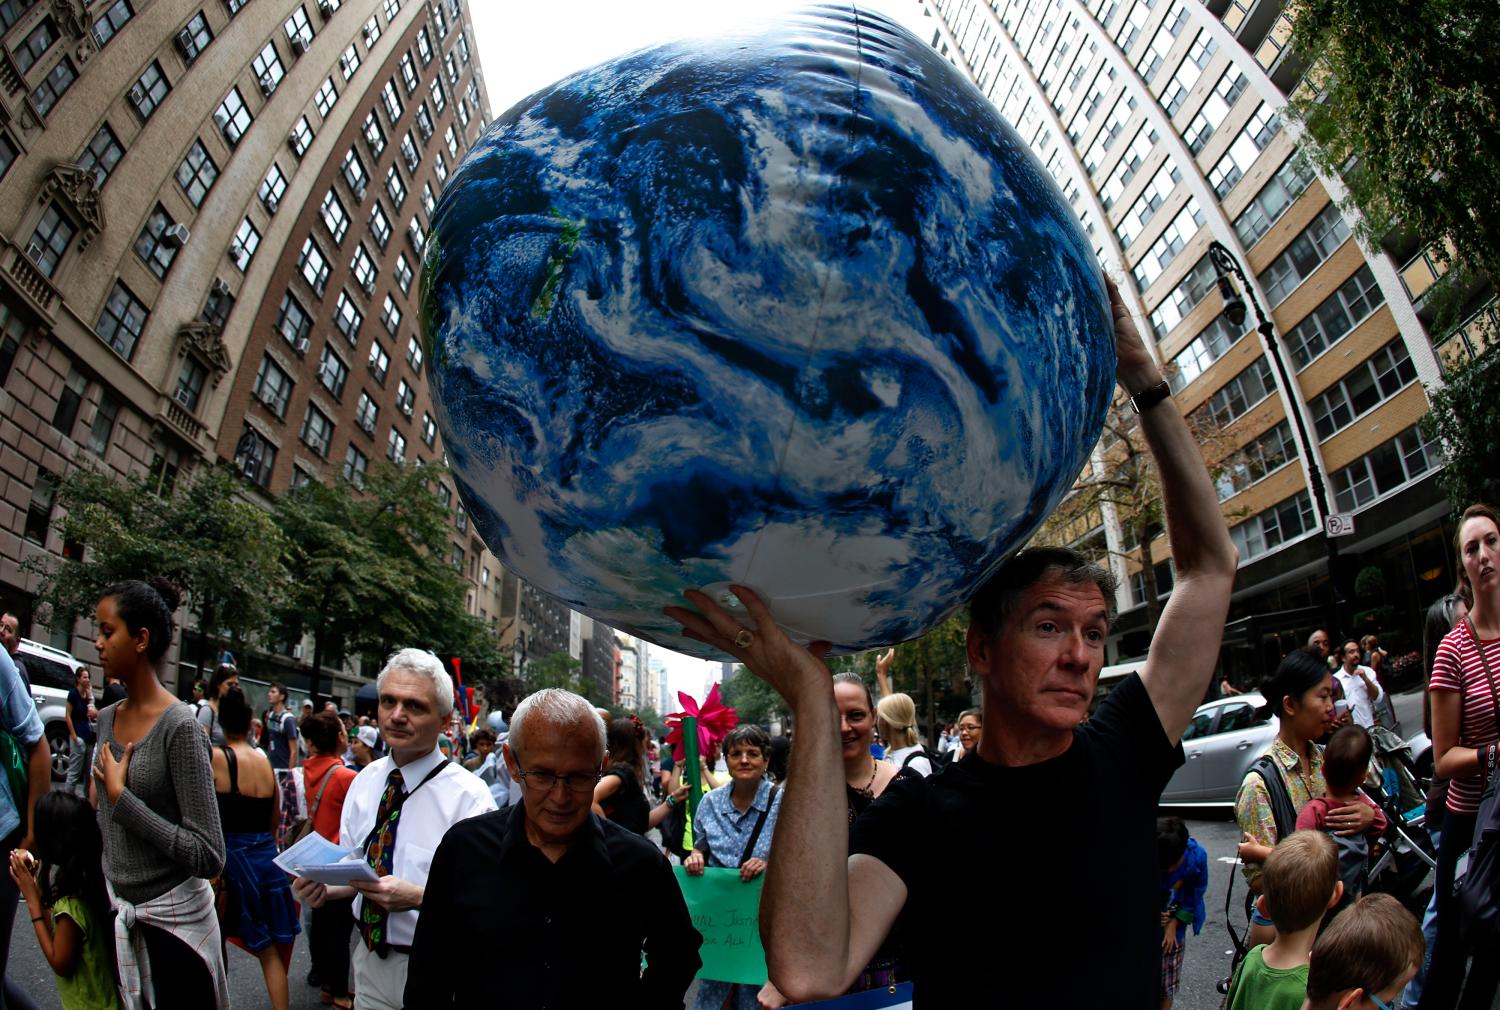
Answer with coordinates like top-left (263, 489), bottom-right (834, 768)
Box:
top-left (1207, 241), bottom-right (1348, 634)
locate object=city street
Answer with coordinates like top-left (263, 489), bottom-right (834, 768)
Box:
top-left (5, 690), bottom-right (1428, 1008)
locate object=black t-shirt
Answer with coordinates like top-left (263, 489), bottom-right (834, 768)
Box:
top-left (601, 763), bottom-right (650, 836)
top-left (850, 673), bottom-right (1182, 1008)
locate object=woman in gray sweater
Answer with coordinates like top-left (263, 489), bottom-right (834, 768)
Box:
top-left (92, 578), bottom-right (228, 1010)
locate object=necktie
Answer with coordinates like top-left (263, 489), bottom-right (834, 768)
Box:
top-left (359, 767), bottom-right (407, 956)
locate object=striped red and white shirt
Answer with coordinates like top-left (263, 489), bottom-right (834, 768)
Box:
top-left (1430, 623), bottom-right (1500, 814)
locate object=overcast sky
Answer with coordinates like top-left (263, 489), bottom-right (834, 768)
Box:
top-left (462, 2), bottom-right (932, 706)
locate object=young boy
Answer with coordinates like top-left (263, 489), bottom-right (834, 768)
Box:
top-left (1295, 725), bottom-right (1388, 905)
top-left (1226, 831), bottom-right (1344, 1010)
top-left (1158, 816), bottom-right (1209, 1010)
top-left (1302, 893), bottom-right (1423, 1010)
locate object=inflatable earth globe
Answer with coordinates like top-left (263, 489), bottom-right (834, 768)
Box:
top-left (422, 4), bottom-right (1114, 659)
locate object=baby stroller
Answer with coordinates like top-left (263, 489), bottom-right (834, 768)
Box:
top-left (1364, 725), bottom-right (1438, 906)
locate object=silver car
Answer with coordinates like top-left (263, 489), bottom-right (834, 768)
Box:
top-left (1161, 693), bottom-right (1276, 805)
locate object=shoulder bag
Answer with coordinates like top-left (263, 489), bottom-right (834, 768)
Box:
top-left (1454, 619), bottom-right (1500, 946)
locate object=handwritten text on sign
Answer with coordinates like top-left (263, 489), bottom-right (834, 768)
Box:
top-left (672, 866), bottom-right (767, 985)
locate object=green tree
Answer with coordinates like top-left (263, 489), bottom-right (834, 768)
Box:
top-left (524, 651), bottom-right (590, 696)
top-left (719, 665), bottom-right (790, 727)
top-left (1421, 345), bottom-right (1500, 511)
top-left (873, 612), bottom-right (971, 745)
top-left (26, 464), bottom-right (286, 684)
top-left (1284, 1), bottom-right (1499, 311)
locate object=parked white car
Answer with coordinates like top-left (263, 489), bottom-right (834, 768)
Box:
top-left (16, 638), bottom-right (90, 781)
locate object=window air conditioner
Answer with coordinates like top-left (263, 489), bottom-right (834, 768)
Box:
top-left (295, 334), bottom-right (310, 354)
top-left (128, 84), bottom-right (146, 106)
top-left (212, 109), bottom-right (229, 129)
top-left (175, 29), bottom-right (194, 56)
top-left (259, 74), bottom-right (277, 97)
top-left (265, 194), bottom-right (280, 214)
top-left (290, 35), bottom-right (307, 56)
top-left (317, 0), bottom-right (333, 16)
top-left (162, 223), bottom-right (191, 248)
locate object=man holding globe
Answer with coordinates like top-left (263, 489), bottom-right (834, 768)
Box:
top-left (667, 278), bottom-right (1239, 1007)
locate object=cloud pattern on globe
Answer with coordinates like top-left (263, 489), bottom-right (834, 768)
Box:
top-left (423, 4), bottom-right (1114, 659)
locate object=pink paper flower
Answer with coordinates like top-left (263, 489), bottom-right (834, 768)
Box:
top-left (664, 683), bottom-right (739, 763)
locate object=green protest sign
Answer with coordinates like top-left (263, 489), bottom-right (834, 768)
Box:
top-left (674, 866), bottom-right (767, 985)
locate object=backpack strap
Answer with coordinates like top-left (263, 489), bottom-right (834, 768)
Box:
top-left (1250, 754), bottom-right (1297, 842)
top-left (221, 745), bottom-right (239, 795)
top-left (900, 749), bottom-right (931, 772)
top-left (306, 762), bottom-right (337, 823)
top-left (739, 784), bottom-right (780, 866)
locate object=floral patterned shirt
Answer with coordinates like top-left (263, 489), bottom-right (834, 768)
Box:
top-left (1235, 736), bottom-right (1326, 886)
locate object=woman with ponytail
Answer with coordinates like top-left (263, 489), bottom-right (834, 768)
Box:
top-left (92, 578), bottom-right (228, 1009)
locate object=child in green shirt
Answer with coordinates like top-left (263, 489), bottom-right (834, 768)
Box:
top-left (1227, 830), bottom-right (1343, 1010)
top-left (9, 791), bottom-right (122, 1010)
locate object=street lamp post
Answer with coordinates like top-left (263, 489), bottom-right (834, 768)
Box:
top-left (1206, 240), bottom-right (1348, 632)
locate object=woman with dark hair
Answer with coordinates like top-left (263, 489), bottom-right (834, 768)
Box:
top-left (1234, 646), bottom-right (1375, 945)
top-left (211, 685), bottom-right (299, 1010)
top-left (835, 673), bottom-right (899, 822)
top-left (685, 723), bottom-right (785, 1010)
top-left (1418, 504), bottom-right (1500, 1010)
top-left (194, 664), bottom-right (239, 746)
top-left (592, 718), bottom-right (686, 834)
top-left (299, 710), bottom-right (357, 1010)
top-left (92, 578), bottom-right (228, 1009)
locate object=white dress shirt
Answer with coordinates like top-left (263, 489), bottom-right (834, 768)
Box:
top-left (340, 745), bottom-right (496, 947)
top-left (1335, 665), bottom-right (1384, 729)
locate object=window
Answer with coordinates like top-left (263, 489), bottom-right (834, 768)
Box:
top-left (79, 124), bottom-right (124, 187)
top-left (1229, 491), bottom-right (1316, 561)
top-left (92, 0), bottom-right (132, 47)
top-left (235, 426), bottom-right (276, 488)
top-left (1114, 161), bottom-right (1180, 250)
top-left (176, 10), bottom-right (211, 62)
top-left (351, 243), bottom-right (376, 294)
top-left (443, 51), bottom-right (457, 86)
top-left (32, 57), bottom-right (76, 117)
top-left (383, 0), bottom-right (401, 20)
top-left (87, 393), bottom-right (119, 456)
top-left (369, 203), bottom-right (392, 249)
top-left (1131, 199), bottom-right (1204, 289)
top-left (230, 218), bottom-right (260, 271)
top-left (334, 290), bottom-right (363, 342)
top-left (1191, 355), bottom-right (1275, 430)
top-left (27, 203), bottom-right (74, 278)
top-left (289, 115), bottom-right (314, 158)
top-left (396, 378), bottom-right (414, 416)
top-left (355, 391), bottom-right (378, 433)
top-left (387, 428), bottom-right (406, 462)
top-left (381, 294), bottom-right (401, 335)
top-left (298, 237), bottom-right (330, 295)
top-left (97, 281), bottom-right (147, 359)
top-left (14, 17), bottom-right (57, 74)
top-left (400, 132), bottom-right (419, 172)
top-left (252, 41), bottom-right (284, 95)
top-left (415, 102), bottom-right (434, 140)
top-left (362, 111), bottom-right (386, 158)
top-left (436, 482), bottom-right (451, 507)
top-left (1159, 33), bottom-right (1216, 117)
top-left (1234, 156), bottom-right (1318, 249)
top-left (1258, 203), bottom-right (1351, 305)
top-left (421, 183), bottom-right (436, 217)
top-left (276, 291), bottom-right (311, 350)
top-left (0, 0), bottom-right (35, 33)
top-left (342, 148), bottom-right (368, 197)
top-left (52, 366), bottom-right (85, 434)
top-left (174, 356), bottom-right (207, 411)
top-left (284, 6), bottom-right (313, 50)
top-left (0, 304), bottom-right (20, 385)
top-left (421, 411), bottom-right (436, 446)
top-left (1215, 421), bottom-right (1298, 501)
top-left (1285, 267), bottom-right (1386, 369)
top-left (343, 444), bottom-right (368, 485)
top-left (444, 125), bottom-right (458, 157)
top-left (362, 13), bottom-right (380, 48)
top-left (259, 161), bottom-right (288, 212)
top-left (455, 508), bottom-right (467, 532)
top-left (1184, 69), bottom-right (1246, 154)
top-left (382, 79), bottom-right (403, 125)
top-left (430, 76), bottom-right (445, 112)
top-left (454, 31), bottom-right (469, 64)
top-left (133, 205), bottom-right (179, 279)
top-left (406, 335), bottom-right (423, 371)
top-left (1114, 0), bottom-right (1150, 51)
top-left (408, 218), bottom-right (426, 254)
top-left (1098, 125), bottom-right (1157, 209)
top-left (24, 471), bottom-right (56, 544)
top-left (290, 465), bottom-right (313, 489)
top-left (1209, 103), bottom-right (1281, 198)
top-left (202, 279), bottom-right (234, 328)
top-left (1309, 338), bottom-right (1418, 439)
top-left (1168, 312), bottom-right (1244, 392)
top-left (300, 404), bottom-right (333, 456)
top-left (368, 340), bottom-right (390, 382)
top-left (1331, 426), bottom-right (1440, 513)
top-left (0, 134), bottom-right (14, 184)
top-left (321, 189), bottom-right (349, 243)
top-left (215, 88), bottom-right (252, 146)
top-left (315, 76), bottom-right (338, 117)
top-left (400, 53), bottom-right (418, 94)
top-left (319, 344), bottom-right (348, 397)
top-left (432, 2), bottom-right (448, 36)
top-left (416, 26), bottom-right (433, 64)
top-left (394, 253), bottom-right (413, 294)
top-left (433, 152), bottom-right (447, 185)
top-left (385, 165), bottom-right (406, 207)
top-left (253, 355), bottom-right (293, 416)
top-left (175, 140), bottom-right (219, 207)
top-left (340, 42), bottom-right (360, 80)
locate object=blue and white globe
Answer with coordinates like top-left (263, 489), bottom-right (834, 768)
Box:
top-left (423, 5), bottom-right (1114, 659)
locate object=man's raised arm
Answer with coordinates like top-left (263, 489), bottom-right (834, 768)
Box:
top-left (665, 589), bottom-right (905, 1002)
top-left (1108, 277), bottom-right (1239, 743)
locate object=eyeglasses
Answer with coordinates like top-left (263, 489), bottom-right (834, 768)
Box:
top-left (515, 768), bottom-right (602, 794)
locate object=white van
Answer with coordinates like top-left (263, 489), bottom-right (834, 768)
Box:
top-left (16, 638), bottom-right (90, 781)
top-left (1091, 658), bottom-right (1147, 713)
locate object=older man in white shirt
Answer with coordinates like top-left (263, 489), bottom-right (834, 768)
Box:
top-left (292, 649), bottom-right (495, 1010)
top-left (1334, 638), bottom-right (1385, 729)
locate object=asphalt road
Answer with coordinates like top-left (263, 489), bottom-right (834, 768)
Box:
top-left (4, 690), bottom-right (1432, 1009)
